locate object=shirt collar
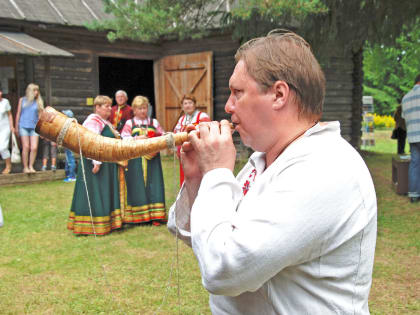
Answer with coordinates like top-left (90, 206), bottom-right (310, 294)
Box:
top-left (248, 121), bottom-right (341, 170)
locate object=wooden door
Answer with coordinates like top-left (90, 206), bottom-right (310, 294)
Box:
top-left (154, 51), bottom-right (213, 132)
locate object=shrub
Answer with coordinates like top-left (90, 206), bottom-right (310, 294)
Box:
top-left (373, 113), bottom-right (395, 129)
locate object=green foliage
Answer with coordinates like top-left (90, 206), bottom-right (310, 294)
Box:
top-left (363, 18), bottom-right (420, 115)
top-left (88, 0), bottom-right (225, 42)
top-left (89, 0), bottom-right (420, 58)
top-left (221, 0), bottom-right (328, 42)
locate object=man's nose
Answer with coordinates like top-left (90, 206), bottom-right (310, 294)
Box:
top-left (225, 96), bottom-right (234, 114)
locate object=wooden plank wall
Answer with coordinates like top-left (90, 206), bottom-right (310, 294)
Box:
top-left (162, 36), bottom-right (361, 152)
top-left (161, 36), bottom-right (252, 157)
top-left (161, 35), bottom-right (239, 122)
top-left (16, 22), bottom-right (161, 123)
top-left (322, 56), bottom-right (355, 143)
top-left (11, 21), bottom-right (362, 153)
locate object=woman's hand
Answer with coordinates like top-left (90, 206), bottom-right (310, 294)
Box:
top-left (92, 164), bottom-right (101, 174)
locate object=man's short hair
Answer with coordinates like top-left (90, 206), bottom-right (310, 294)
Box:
top-left (415, 74), bottom-right (420, 85)
top-left (235, 30), bottom-right (326, 120)
top-left (115, 90), bottom-right (128, 98)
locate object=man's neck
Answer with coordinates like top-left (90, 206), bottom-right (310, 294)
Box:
top-left (265, 119), bottom-right (317, 167)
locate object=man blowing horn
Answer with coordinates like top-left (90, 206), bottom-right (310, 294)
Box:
top-left (167, 30), bottom-right (377, 314)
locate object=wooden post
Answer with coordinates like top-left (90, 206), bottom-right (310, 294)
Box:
top-left (44, 57), bottom-right (52, 106)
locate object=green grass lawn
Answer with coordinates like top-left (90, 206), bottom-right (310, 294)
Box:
top-left (0, 140), bottom-right (419, 314)
top-left (362, 129), bottom-right (410, 155)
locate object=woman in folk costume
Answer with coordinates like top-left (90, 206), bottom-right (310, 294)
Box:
top-left (121, 96), bottom-right (166, 226)
top-left (68, 95), bottom-right (124, 235)
top-left (173, 94), bottom-right (210, 186)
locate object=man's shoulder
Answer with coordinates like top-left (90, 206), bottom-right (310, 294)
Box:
top-left (124, 105), bottom-right (133, 112)
top-left (403, 85), bottom-right (420, 102)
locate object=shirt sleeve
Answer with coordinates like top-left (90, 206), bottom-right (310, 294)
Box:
top-left (198, 112), bottom-right (210, 122)
top-left (82, 115), bottom-right (104, 165)
top-left (5, 99), bottom-right (11, 112)
top-left (190, 154), bottom-right (376, 297)
top-left (152, 119), bottom-right (164, 136)
top-left (173, 116), bottom-right (183, 133)
top-left (121, 120), bottom-right (133, 138)
top-left (167, 185), bottom-right (193, 247)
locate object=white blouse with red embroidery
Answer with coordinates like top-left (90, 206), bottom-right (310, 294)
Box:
top-left (173, 110), bottom-right (210, 133)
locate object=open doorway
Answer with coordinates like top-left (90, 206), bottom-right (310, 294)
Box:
top-left (98, 57), bottom-right (155, 116)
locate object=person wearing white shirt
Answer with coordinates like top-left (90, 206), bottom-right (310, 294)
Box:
top-left (167, 30), bottom-right (377, 314)
top-left (0, 87), bottom-right (14, 174)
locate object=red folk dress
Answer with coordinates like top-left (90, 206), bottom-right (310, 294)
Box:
top-left (173, 110), bottom-right (210, 186)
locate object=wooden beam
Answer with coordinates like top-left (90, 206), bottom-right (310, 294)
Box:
top-left (44, 57), bottom-right (51, 106)
top-left (0, 170), bottom-right (66, 187)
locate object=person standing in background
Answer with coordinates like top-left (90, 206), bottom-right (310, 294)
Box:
top-left (62, 109), bottom-right (76, 182)
top-left (40, 139), bottom-right (57, 171)
top-left (121, 96), bottom-right (166, 226)
top-left (0, 86), bottom-right (14, 174)
top-left (109, 90), bottom-right (133, 132)
top-left (393, 104), bottom-right (407, 154)
top-left (173, 94), bottom-right (210, 186)
top-left (68, 95), bottom-right (123, 235)
top-left (402, 74), bottom-right (420, 203)
top-left (15, 83), bottom-right (44, 173)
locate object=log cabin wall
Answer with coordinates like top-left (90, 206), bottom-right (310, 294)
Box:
top-left (351, 49), bottom-right (364, 148)
top-left (160, 35), bottom-right (251, 156)
top-left (322, 55), bottom-right (356, 144)
top-left (8, 20), bottom-right (162, 123)
top-left (5, 19), bottom-right (362, 155)
top-left (161, 35), bottom-right (239, 123)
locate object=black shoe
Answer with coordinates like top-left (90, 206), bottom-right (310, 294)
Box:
top-left (410, 197), bottom-right (419, 203)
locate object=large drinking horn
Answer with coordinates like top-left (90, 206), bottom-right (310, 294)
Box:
top-left (35, 106), bottom-right (188, 162)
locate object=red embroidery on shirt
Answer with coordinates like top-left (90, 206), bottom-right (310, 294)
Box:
top-left (242, 168), bottom-right (257, 195)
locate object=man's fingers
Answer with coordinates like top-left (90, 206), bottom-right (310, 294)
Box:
top-left (181, 141), bottom-right (194, 152)
top-left (220, 120), bottom-right (233, 139)
top-left (208, 121), bottom-right (221, 138)
top-left (185, 124), bottom-right (196, 133)
top-left (187, 129), bottom-right (201, 150)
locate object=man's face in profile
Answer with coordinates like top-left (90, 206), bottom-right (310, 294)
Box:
top-left (225, 60), bottom-right (274, 152)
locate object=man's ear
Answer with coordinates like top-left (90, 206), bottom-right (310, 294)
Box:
top-left (272, 81), bottom-right (290, 110)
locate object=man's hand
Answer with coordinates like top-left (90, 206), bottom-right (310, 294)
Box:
top-left (188, 120), bottom-right (236, 175)
top-left (180, 120), bottom-right (235, 206)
